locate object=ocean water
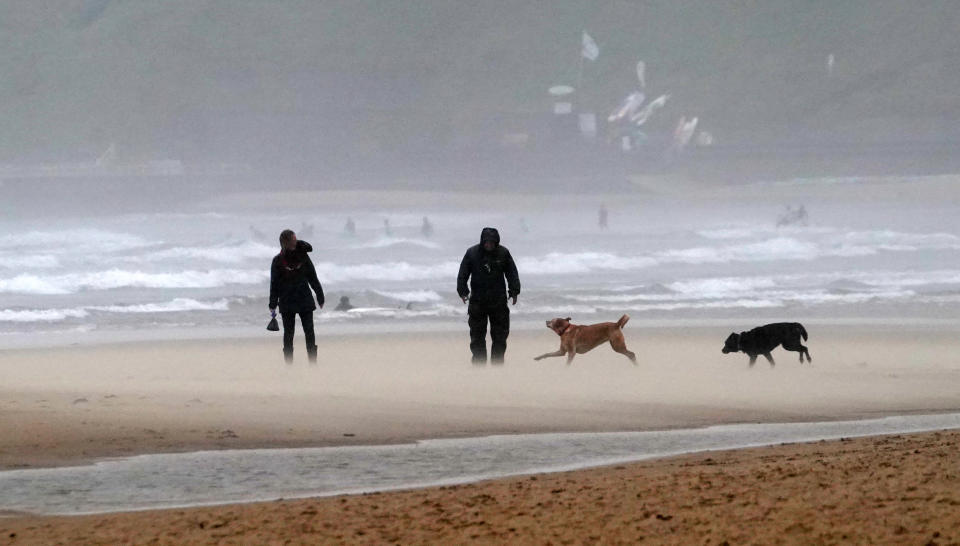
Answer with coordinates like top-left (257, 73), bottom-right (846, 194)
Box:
top-left (1, 175), bottom-right (959, 344)
top-left (2, 412), bottom-right (959, 515)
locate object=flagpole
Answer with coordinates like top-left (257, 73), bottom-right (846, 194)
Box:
top-left (576, 53), bottom-right (584, 109)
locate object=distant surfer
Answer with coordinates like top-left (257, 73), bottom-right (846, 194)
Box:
top-left (334, 296), bottom-right (354, 312)
top-left (598, 204), bottom-right (609, 230)
top-left (777, 204), bottom-right (809, 227)
top-left (343, 217), bottom-right (356, 237)
top-left (299, 221), bottom-right (315, 239)
top-left (421, 216), bottom-right (434, 238)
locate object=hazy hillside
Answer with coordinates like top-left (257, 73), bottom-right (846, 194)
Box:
top-left (2, 1), bottom-right (959, 173)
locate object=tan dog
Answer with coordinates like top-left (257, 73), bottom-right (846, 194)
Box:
top-left (534, 315), bottom-right (637, 365)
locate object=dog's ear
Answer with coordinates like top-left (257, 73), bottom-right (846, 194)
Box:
top-left (564, 317), bottom-right (571, 322)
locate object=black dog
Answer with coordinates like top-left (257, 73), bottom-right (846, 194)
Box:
top-left (722, 322), bottom-right (811, 367)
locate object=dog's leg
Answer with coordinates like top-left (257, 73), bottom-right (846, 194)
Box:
top-left (534, 349), bottom-right (567, 361)
top-left (748, 354), bottom-right (757, 367)
top-left (609, 334), bottom-right (638, 365)
top-left (782, 342), bottom-right (810, 364)
top-left (763, 352), bottom-right (775, 367)
top-left (566, 352), bottom-right (576, 365)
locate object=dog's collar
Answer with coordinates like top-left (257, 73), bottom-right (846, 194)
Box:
top-left (558, 323), bottom-right (571, 336)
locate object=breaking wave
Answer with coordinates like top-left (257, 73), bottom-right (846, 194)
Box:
top-left (0, 270), bottom-right (268, 294)
top-left (0, 298), bottom-right (231, 322)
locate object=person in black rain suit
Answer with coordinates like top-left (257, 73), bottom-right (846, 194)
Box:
top-left (457, 227), bottom-right (521, 364)
top-left (269, 229), bottom-right (324, 363)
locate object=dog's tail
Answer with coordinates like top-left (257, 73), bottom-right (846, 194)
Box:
top-left (617, 314), bottom-right (630, 329)
top-left (796, 322), bottom-right (808, 341)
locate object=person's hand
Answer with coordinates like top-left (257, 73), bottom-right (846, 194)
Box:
top-left (461, 295), bottom-right (468, 304)
top-left (318, 299), bottom-right (324, 309)
top-left (270, 308), bottom-right (276, 318)
top-left (510, 296), bottom-right (518, 306)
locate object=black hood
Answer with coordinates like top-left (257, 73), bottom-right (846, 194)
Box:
top-left (480, 227), bottom-right (500, 246)
top-left (284, 239), bottom-right (312, 253)
top-left (282, 239), bottom-right (313, 262)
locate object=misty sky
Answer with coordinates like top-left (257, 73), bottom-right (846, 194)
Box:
top-left (1, 1), bottom-right (958, 180)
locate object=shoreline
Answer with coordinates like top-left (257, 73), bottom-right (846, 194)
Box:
top-left (4, 429), bottom-right (960, 543)
top-left (3, 404), bottom-right (960, 473)
top-left (4, 412), bottom-right (960, 517)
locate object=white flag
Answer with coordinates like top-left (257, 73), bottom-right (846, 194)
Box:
top-left (608, 92), bottom-right (645, 122)
top-left (630, 94), bottom-right (669, 125)
top-left (581, 31), bottom-right (599, 61)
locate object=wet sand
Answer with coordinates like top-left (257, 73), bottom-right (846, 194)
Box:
top-left (2, 324), bottom-right (960, 470)
top-left (3, 430), bottom-right (960, 544)
top-left (2, 324), bottom-right (960, 542)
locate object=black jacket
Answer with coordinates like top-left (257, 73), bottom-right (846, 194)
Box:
top-left (457, 227), bottom-right (520, 305)
top-left (269, 240), bottom-right (324, 313)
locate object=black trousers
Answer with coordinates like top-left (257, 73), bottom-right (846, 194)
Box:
top-left (281, 310), bottom-right (316, 363)
top-left (468, 301), bottom-right (509, 364)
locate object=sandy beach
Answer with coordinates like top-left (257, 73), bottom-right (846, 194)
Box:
top-left (2, 323), bottom-right (960, 470)
top-left (2, 323), bottom-right (960, 542)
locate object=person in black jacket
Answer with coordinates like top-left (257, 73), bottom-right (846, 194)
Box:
top-left (269, 229), bottom-right (325, 363)
top-left (457, 227), bottom-right (520, 364)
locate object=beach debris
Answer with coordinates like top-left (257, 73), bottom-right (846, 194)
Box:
top-left (72, 398), bottom-right (88, 404)
top-left (343, 433), bottom-right (356, 437)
